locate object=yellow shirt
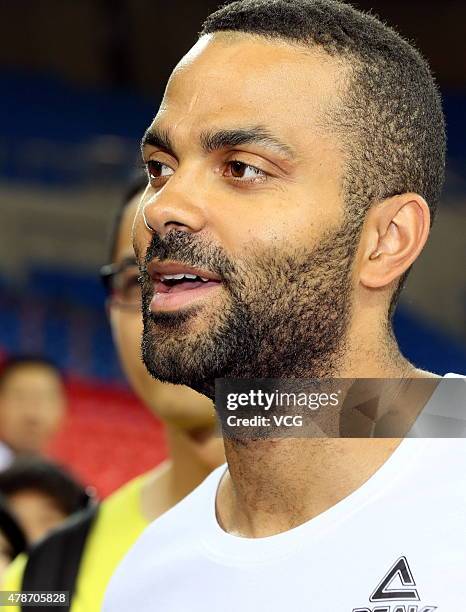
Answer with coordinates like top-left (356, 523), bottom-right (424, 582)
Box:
top-left (2, 472), bottom-right (150, 612)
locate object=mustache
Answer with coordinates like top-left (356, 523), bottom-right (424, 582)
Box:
top-left (139, 230), bottom-right (235, 280)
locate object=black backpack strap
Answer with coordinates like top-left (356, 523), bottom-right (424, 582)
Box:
top-left (21, 503), bottom-right (100, 612)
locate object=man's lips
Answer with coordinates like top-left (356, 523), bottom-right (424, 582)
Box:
top-left (147, 260), bottom-right (222, 313)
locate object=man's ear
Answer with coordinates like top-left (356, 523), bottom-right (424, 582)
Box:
top-left (359, 193), bottom-right (431, 289)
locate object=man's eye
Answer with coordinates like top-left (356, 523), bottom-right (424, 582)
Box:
top-left (146, 160), bottom-right (175, 180)
top-left (225, 161), bottom-right (267, 182)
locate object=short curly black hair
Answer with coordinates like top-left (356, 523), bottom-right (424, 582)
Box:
top-left (201, 0), bottom-right (446, 317)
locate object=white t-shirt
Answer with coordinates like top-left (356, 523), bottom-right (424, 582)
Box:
top-left (104, 375), bottom-right (466, 612)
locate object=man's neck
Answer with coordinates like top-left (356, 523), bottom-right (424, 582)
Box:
top-left (217, 437), bottom-right (402, 538)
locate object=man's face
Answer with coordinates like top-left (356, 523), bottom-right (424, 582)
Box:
top-left (109, 196), bottom-right (155, 407)
top-left (0, 365), bottom-right (65, 454)
top-left (135, 33), bottom-right (359, 392)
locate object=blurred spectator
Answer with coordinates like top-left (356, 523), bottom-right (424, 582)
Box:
top-left (3, 173), bottom-right (224, 610)
top-left (0, 357), bottom-right (66, 467)
top-left (103, 175), bottom-right (224, 473)
top-left (0, 458), bottom-right (90, 545)
top-left (0, 495), bottom-right (26, 581)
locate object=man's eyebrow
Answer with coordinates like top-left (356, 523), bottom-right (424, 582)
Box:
top-left (200, 127), bottom-right (295, 160)
top-left (141, 127), bottom-right (173, 154)
top-left (141, 125), bottom-right (296, 160)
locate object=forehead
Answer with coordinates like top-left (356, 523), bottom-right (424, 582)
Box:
top-left (1, 365), bottom-right (61, 389)
top-left (153, 33), bottom-right (345, 146)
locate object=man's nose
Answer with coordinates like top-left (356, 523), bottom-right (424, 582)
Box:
top-left (142, 174), bottom-right (207, 238)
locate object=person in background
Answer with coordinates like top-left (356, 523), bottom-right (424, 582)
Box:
top-left (0, 458), bottom-right (90, 545)
top-left (103, 174), bottom-right (225, 494)
top-left (0, 357), bottom-right (66, 469)
top-left (0, 496), bottom-right (26, 581)
top-left (2, 173), bottom-right (224, 611)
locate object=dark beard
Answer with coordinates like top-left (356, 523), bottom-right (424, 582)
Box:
top-left (140, 222), bottom-right (358, 396)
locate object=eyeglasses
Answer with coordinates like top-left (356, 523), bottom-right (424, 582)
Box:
top-left (100, 257), bottom-right (142, 309)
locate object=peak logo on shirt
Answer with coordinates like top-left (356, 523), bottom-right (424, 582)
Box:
top-left (352, 556), bottom-right (438, 612)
